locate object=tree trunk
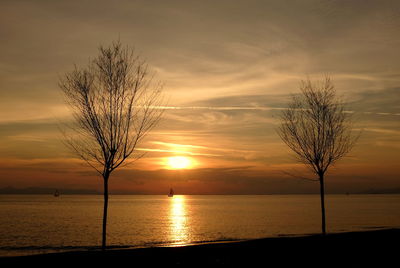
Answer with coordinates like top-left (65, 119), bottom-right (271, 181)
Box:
top-left (319, 173), bottom-right (326, 235)
top-left (102, 173), bottom-right (109, 250)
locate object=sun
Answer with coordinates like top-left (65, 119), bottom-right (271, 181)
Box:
top-left (167, 156), bottom-right (192, 169)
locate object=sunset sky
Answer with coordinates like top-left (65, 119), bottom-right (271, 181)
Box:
top-left (0, 0), bottom-right (399, 194)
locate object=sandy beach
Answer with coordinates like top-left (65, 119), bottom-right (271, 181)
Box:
top-left (1, 228), bottom-right (398, 266)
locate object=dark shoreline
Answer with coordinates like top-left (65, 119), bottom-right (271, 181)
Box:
top-left (1, 228), bottom-right (399, 266)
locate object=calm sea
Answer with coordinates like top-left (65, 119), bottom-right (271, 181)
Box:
top-left (0, 194), bottom-right (399, 256)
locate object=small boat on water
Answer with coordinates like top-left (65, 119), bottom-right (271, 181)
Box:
top-left (54, 189), bottom-right (60, 197)
top-left (168, 188), bottom-right (174, 197)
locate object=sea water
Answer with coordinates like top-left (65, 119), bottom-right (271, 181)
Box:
top-left (0, 194), bottom-right (399, 256)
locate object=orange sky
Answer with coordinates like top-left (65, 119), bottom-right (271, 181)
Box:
top-left (0, 0), bottom-right (399, 194)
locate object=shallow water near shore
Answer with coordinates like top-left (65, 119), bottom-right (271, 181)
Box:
top-left (1, 194), bottom-right (399, 256)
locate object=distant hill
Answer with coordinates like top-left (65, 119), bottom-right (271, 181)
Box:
top-left (1, 187), bottom-right (399, 195)
top-left (0, 187), bottom-right (99, 195)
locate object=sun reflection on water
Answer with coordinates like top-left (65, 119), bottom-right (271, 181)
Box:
top-left (169, 195), bottom-right (189, 245)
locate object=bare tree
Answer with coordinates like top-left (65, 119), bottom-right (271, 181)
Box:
top-left (277, 77), bottom-right (358, 235)
top-left (59, 41), bottom-right (163, 249)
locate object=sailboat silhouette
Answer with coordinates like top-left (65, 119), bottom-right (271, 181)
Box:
top-left (168, 188), bottom-right (174, 197)
top-left (54, 189), bottom-right (60, 197)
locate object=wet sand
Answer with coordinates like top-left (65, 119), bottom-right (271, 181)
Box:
top-left (1, 228), bottom-right (398, 266)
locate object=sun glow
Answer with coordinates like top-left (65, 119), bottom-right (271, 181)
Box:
top-left (167, 156), bottom-right (192, 169)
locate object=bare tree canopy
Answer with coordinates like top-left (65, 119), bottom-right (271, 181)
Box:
top-left (278, 77), bottom-right (359, 234)
top-left (59, 41), bottom-right (163, 249)
top-left (278, 77), bottom-right (357, 176)
top-left (60, 41), bottom-right (163, 175)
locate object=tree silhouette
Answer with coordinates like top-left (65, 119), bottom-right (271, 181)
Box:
top-left (59, 41), bottom-right (163, 249)
top-left (277, 77), bottom-right (358, 235)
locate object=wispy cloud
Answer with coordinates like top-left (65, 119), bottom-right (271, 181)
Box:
top-left (8, 135), bottom-right (46, 142)
top-left (364, 128), bottom-right (400, 135)
top-left (136, 147), bottom-right (221, 157)
top-left (151, 141), bottom-right (209, 150)
top-left (159, 105), bottom-right (400, 117)
top-left (150, 141), bottom-right (259, 155)
top-left (153, 105), bottom-right (282, 111)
